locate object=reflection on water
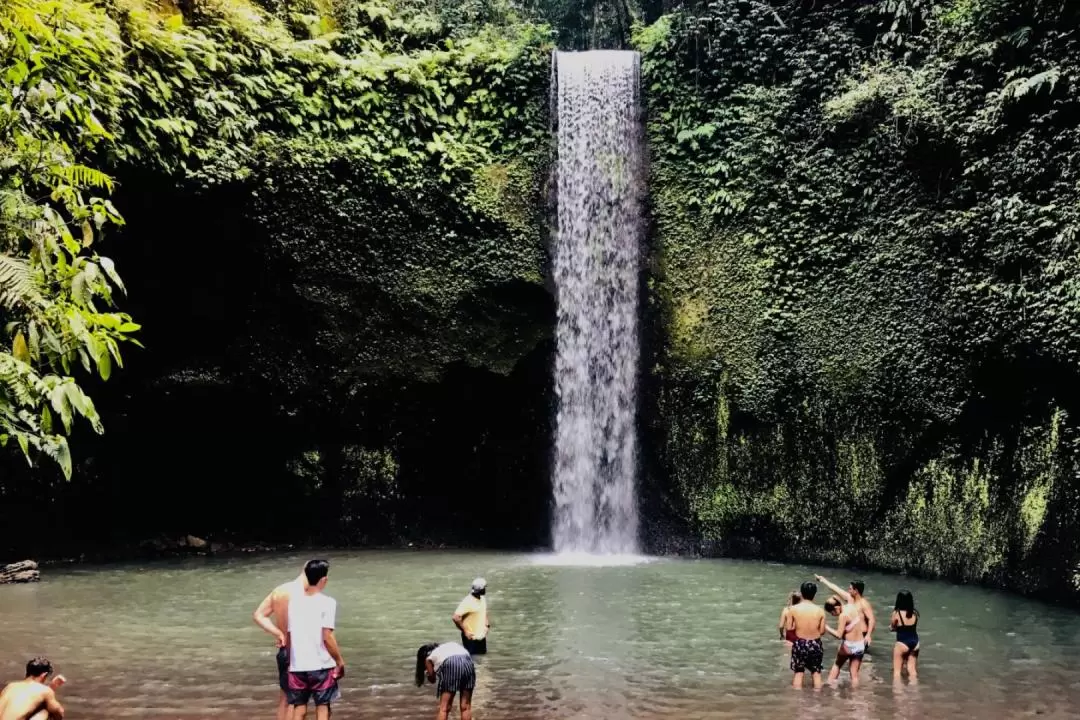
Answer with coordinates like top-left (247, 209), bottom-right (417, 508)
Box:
top-left (2, 552), bottom-right (1080, 719)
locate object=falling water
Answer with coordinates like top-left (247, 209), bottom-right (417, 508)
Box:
top-left (551, 51), bottom-right (644, 556)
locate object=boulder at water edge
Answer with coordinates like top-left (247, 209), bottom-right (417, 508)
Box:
top-left (1, 560), bottom-right (40, 584)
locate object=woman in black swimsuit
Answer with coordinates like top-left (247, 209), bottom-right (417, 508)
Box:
top-left (890, 590), bottom-right (920, 682)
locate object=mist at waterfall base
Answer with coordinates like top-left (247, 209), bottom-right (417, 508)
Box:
top-left (550, 50), bottom-right (645, 561)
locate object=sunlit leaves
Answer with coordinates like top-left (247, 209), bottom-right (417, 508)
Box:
top-left (0, 0), bottom-right (138, 477)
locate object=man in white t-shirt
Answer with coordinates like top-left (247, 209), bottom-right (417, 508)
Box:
top-left (253, 565), bottom-right (309, 720)
top-left (285, 559), bottom-right (345, 720)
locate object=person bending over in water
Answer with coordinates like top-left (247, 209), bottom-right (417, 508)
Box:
top-left (778, 590), bottom-right (801, 647)
top-left (816, 574), bottom-right (876, 649)
top-left (788, 582), bottom-right (826, 689)
top-left (415, 642), bottom-right (475, 720)
top-left (0, 657), bottom-right (65, 720)
top-left (824, 595), bottom-right (868, 686)
top-left (890, 590), bottom-right (920, 682)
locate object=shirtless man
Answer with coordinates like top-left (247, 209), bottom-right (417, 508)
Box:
top-left (787, 582), bottom-right (827, 689)
top-left (254, 565), bottom-right (310, 720)
top-left (816, 574), bottom-right (876, 648)
top-left (824, 594), bottom-right (868, 686)
top-left (0, 657), bottom-right (65, 720)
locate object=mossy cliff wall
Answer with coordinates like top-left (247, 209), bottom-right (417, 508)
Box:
top-left (637, 0), bottom-right (1080, 599)
top-left (7, 0), bottom-right (1080, 603)
top-left (0, 0), bottom-right (557, 554)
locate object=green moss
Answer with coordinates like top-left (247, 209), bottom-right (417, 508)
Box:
top-left (643, 0), bottom-right (1080, 599)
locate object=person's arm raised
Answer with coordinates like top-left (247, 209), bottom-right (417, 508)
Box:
top-left (253, 591), bottom-right (286, 647)
top-left (814, 575), bottom-right (852, 603)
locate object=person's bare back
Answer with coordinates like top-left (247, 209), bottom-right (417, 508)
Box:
top-left (0, 660), bottom-right (64, 720)
top-left (789, 600), bottom-right (826, 640)
top-left (254, 571), bottom-right (308, 720)
top-left (0, 680), bottom-right (52, 720)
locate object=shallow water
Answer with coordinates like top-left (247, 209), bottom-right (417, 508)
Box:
top-left (2, 551), bottom-right (1079, 719)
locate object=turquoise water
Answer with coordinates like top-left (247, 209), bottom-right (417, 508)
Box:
top-left (2, 551), bottom-right (1079, 718)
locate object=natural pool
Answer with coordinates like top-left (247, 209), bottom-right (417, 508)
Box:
top-left (2, 551), bottom-right (1079, 719)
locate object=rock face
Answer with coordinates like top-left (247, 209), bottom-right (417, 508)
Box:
top-left (637, 2), bottom-right (1080, 600)
top-left (1, 560), bottom-right (40, 584)
top-left (0, 146), bottom-right (556, 558)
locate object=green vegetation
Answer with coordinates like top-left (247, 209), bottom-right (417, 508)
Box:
top-left (1, 0), bottom-right (139, 477)
top-left (0, 0), bottom-right (552, 480)
top-left (6, 0), bottom-right (1080, 599)
top-left (639, 0), bottom-right (1080, 596)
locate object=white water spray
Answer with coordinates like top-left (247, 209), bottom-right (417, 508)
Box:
top-left (551, 50), bottom-right (644, 556)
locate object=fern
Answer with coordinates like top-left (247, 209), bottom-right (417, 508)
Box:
top-left (40, 435), bottom-right (72, 479)
top-left (0, 254), bottom-right (42, 309)
top-left (49, 164), bottom-right (115, 192)
top-left (1003, 68), bottom-right (1061, 103)
top-left (0, 353), bottom-right (38, 408)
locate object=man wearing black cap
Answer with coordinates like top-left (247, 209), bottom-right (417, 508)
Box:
top-left (453, 578), bottom-right (490, 655)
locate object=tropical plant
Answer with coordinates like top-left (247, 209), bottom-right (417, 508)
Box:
top-left (0, 0), bottom-right (140, 477)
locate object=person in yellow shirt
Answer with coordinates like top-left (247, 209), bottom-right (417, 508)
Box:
top-left (453, 578), bottom-right (489, 655)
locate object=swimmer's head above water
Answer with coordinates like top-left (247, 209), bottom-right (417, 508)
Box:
top-left (849, 580), bottom-right (865, 598)
top-left (799, 582), bottom-right (818, 601)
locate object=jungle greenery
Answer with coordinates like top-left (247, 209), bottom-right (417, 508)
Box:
top-left (638, 0), bottom-right (1080, 597)
top-left (4, 0), bottom-right (1080, 600)
top-left (0, 0), bottom-right (552, 480)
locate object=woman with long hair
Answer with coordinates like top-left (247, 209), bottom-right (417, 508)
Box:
top-left (824, 594), bottom-right (867, 686)
top-left (415, 641), bottom-right (475, 720)
top-left (890, 590), bottom-right (920, 682)
top-left (778, 590), bottom-right (801, 647)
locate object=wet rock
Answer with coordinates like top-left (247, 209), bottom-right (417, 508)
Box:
top-left (185, 535), bottom-right (208, 549)
top-left (1, 560), bottom-right (40, 584)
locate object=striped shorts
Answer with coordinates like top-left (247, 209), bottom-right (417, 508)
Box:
top-left (436, 654), bottom-right (476, 696)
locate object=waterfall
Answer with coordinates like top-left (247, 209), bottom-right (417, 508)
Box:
top-left (551, 50), bottom-right (644, 556)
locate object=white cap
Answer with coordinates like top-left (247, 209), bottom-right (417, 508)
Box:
top-left (471, 577), bottom-right (487, 592)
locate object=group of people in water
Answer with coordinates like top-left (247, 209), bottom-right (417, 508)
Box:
top-left (252, 559), bottom-right (488, 720)
top-left (0, 561), bottom-right (923, 720)
top-left (779, 574), bottom-right (921, 689)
